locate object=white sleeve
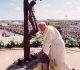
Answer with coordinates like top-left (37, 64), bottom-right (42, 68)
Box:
top-left (42, 44), bottom-right (51, 56)
top-left (42, 29), bottom-right (54, 55)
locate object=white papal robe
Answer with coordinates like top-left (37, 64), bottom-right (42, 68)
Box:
top-left (41, 26), bottom-right (72, 70)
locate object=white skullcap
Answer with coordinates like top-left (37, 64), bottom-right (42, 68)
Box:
top-left (38, 22), bottom-right (47, 26)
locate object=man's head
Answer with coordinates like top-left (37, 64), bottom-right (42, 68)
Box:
top-left (38, 22), bottom-right (47, 32)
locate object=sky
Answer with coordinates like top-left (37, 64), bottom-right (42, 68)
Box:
top-left (0, 0), bottom-right (80, 20)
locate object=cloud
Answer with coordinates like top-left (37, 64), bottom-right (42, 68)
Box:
top-left (41, 3), bottom-right (50, 8)
top-left (1, 0), bottom-right (80, 20)
top-left (0, 10), bottom-right (23, 20)
top-left (14, 7), bottom-right (22, 11)
top-left (10, 2), bottom-right (15, 6)
top-left (35, 5), bottom-right (80, 20)
top-left (66, 1), bottom-right (72, 5)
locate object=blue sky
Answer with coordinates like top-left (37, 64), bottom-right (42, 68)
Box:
top-left (0, 0), bottom-right (80, 20)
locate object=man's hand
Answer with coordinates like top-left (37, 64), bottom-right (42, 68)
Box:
top-left (38, 50), bottom-right (45, 56)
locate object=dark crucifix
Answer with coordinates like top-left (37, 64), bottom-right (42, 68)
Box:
top-left (24, 0), bottom-right (41, 61)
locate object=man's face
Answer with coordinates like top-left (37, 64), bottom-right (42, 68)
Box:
top-left (38, 24), bottom-right (46, 32)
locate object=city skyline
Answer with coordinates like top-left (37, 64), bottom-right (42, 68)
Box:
top-left (0, 0), bottom-right (80, 20)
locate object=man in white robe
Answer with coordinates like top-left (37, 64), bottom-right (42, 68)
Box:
top-left (38, 22), bottom-right (75, 70)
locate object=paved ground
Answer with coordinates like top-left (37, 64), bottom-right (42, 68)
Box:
top-left (66, 48), bottom-right (80, 70)
top-left (0, 48), bottom-right (80, 70)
